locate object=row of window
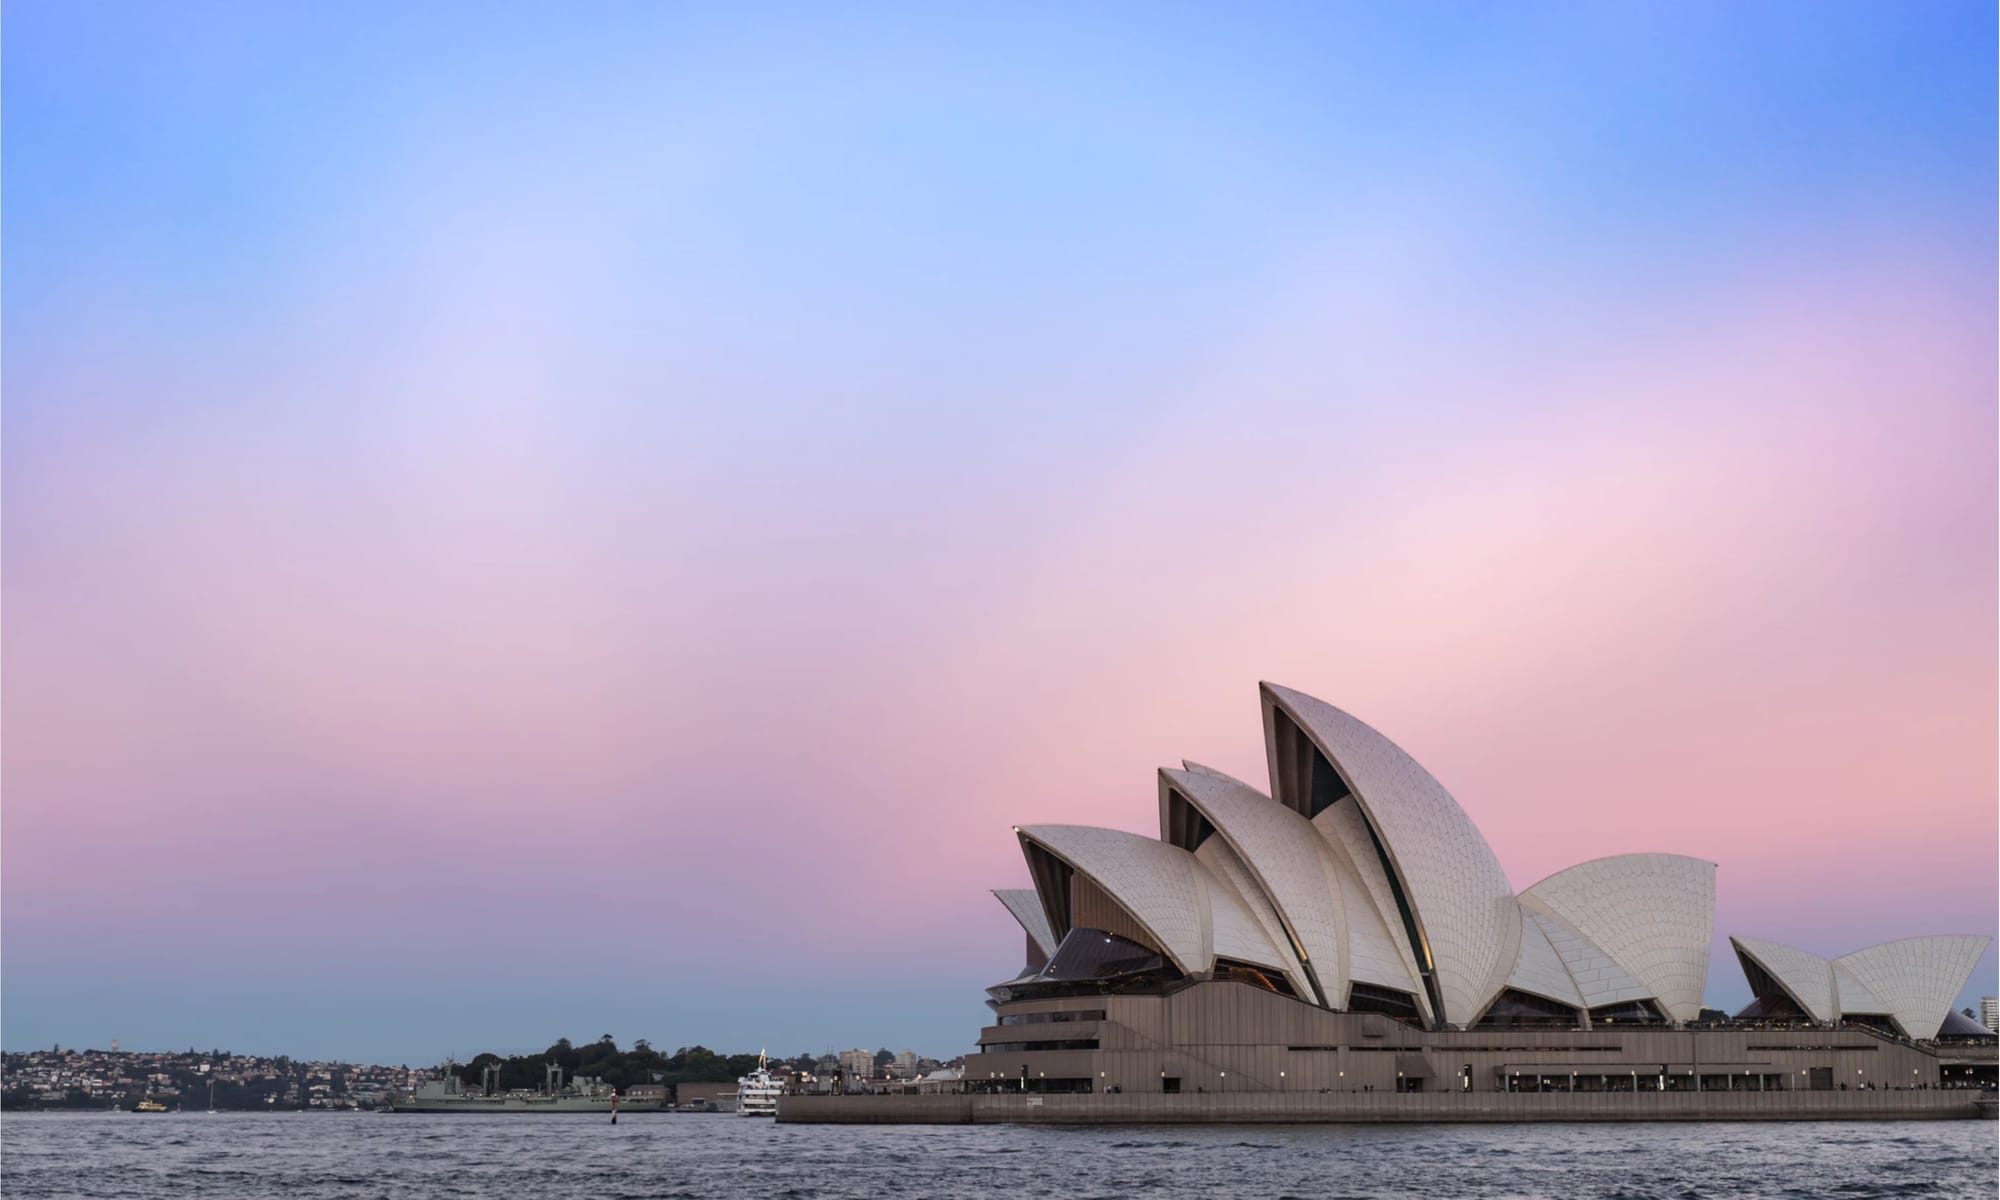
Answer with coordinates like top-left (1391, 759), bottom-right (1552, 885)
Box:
top-left (967, 1078), bottom-right (1095, 1094)
top-left (997, 1010), bottom-right (1107, 1027)
top-left (977, 1040), bottom-right (1101, 1054)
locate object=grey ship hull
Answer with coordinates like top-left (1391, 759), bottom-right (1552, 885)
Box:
top-left (390, 1096), bottom-right (662, 1114)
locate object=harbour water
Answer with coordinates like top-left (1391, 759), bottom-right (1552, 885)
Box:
top-left (2, 1112), bottom-right (1993, 1198)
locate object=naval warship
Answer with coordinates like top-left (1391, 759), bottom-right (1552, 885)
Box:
top-left (390, 1062), bottom-right (660, 1114)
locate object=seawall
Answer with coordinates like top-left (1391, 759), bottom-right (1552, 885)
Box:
top-left (778, 1089), bottom-right (1990, 1125)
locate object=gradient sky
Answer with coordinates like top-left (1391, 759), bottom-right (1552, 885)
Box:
top-left (5, 2), bottom-right (1995, 1064)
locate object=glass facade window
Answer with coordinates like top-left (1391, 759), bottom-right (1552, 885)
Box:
top-left (978, 1039), bottom-right (1101, 1054)
top-left (1347, 982), bottom-right (1424, 1024)
top-left (987, 929), bottom-right (1183, 1004)
top-left (1213, 960), bottom-right (1297, 998)
top-left (969, 1077), bottom-right (1096, 1095)
top-left (1043, 929), bottom-right (1167, 982)
top-left (1475, 989), bottom-right (1581, 1029)
top-left (1841, 1013), bottom-right (1902, 1037)
top-left (1588, 1000), bottom-right (1667, 1026)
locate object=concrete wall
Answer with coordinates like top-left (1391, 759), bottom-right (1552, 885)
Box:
top-left (778, 1088), bottom-right (1987, 1125)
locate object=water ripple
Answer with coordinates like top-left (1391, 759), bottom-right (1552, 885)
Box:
top-left (2, 1113), bottom-right (1993, 1199)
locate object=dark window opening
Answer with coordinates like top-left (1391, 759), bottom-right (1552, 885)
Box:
top-left (1731, 997), bottom-right (1817, 1024)
top-left (998, 1009), bottom-right (1106, 1027)
top-left (1307, 742), bottom-right (1351, 817)
top-left (1736, 955), bottom-right (1811, 1022)
top-left (1163, 789), bottom-right (1219, 853)
top-left (968, 1076), bottom-right (1096, 1095)
top-left (1346, 982), bottom-right (1424, 1025)
top-left (1023, 933), bottom-right (1049, 977)
top-left (1589, 999), bottom-right (1667, 1026)
top-left (979, 1039), bottom-right (1101, 1054)
top-left (1213, 959), bottom-right (1297, 998)
top-left (1043, 929), bottom-right (1166, 981)
top-left (987, 928), bottom-right (1183, 1004)
top-left (1474, 989), bottom-right (1581, 1029)
top-left (1161, 1076), bottom-right (1181, 1094)
top-left (1020, 841), bottom-right (1075, 943)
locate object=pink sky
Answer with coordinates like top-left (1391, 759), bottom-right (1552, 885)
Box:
top-left (5, 2), bottom-right (1993, 1061)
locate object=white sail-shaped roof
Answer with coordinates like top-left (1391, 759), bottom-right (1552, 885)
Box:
top-left (1162, 767), bottom-right (1348, 1007)
top-left (1729, 935), bottom-right (1836, 1023)
top-left (1503, 904), bottom-right (1585, 1009)
top-left (1730, 933), bottom-right (1990, 1038)
top-left (1312, 798), bottom-right (1433, 1020)
top-left (1017, 825), bottom-right (1211, 972)
top-left (993, 888), bottom-right (1058, 960)
top-left (1015, 824), bottom-right (1292, 981)
top-left (1834, 936), bottom-right (1991, 1040)
top-left (1528, 909), bottom-right (1654, 1009)
top-left (1520, 854), bottom-right (1716, 1023)
top-left (1263, 684), bottom-right (1520, 1026)
top-left (1195, 839), bottom-right (1302, 979)
top-left (1180, 759), bottom-right (1254, 788)
top-left (1832, 962), bottom-right (1888, 1017)
top-left (980, 685), bottom-right (1990, 1042)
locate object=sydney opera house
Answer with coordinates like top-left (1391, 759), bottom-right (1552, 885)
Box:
top-left (962, 683), bottom-right (1995, 1099)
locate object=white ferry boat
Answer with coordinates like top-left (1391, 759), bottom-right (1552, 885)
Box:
top-left (735, 1050), bottom-right (781, 1117)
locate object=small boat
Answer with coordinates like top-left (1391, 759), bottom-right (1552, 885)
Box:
top-left (134, 1099), bottom-right (169, 1113)
top-left (736, 1050), bottom-right (781, 1117)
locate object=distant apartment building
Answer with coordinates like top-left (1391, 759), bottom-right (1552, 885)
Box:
top-left (1981, 996), bottom-right (1998, 1033)
top-left (892, 1050), bottom-right (918, 1079)
top-left (837, 1050), bottom-right (874, 1082)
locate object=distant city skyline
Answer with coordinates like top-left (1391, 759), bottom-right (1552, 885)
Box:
top-left (5, 1), bottom-right (1995, 1065)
